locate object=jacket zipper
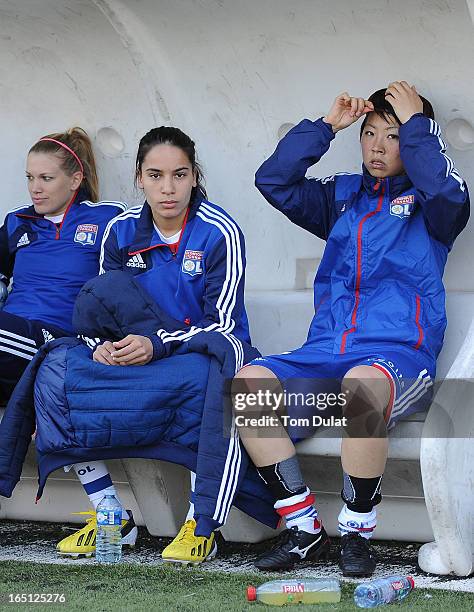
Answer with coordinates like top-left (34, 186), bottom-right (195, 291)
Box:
top-left (128, 207), bottom-right (190, 258)
top-left (340, 180), bottom-right (386, 353)
top-left (15, 189), bottom-right (78, 240)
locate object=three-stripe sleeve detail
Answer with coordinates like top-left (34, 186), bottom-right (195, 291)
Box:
top-left (0, 328), bottom-right (37, 361)
top-left (213, 417), bottom-right (242, 525)
top-left (428, 119), bottom-right (465, 191)
top-left (99, 206), bottom-right (143, 274)
top-left (156, 203), bottom-right (244, 345)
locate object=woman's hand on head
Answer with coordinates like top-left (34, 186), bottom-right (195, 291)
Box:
top-left (93, 340), bottom-right (119, 366)
top-left (323, 92), bottom-right (374, 133)
top-left (110, 334), bottom-right (154, 366)
top-left (385, 81), bottom-right (423, 124)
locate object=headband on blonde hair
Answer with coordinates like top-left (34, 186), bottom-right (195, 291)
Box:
top-left (39, 137), bottom-right (84, 174)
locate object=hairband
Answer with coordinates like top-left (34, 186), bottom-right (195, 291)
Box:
top-left (39, 137), bottom-right (84, 174)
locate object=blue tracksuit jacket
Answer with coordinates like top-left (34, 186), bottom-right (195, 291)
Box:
top-left (0, 189), bottom-right (125, 332)
top-left (255, 114), bottom-right (470, 364)
top-left (99, 192), bottom-right (250, 362)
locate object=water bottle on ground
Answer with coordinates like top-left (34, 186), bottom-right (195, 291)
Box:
top-left (354, 575), bottom-right (415, 608)
top-left (247, 578), bottom-right (341, 605)
top-left (96, 494), bottom-right (122, 563)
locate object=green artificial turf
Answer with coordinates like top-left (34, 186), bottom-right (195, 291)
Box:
top-left (0, 561), bottom-right (473, 612)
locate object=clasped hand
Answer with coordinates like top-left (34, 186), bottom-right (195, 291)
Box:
top-left (93, 334), bottom-right (153, 366)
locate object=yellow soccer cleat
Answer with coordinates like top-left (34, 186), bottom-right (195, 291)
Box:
top-left (161, 519), bottom-right (217, 565)
top-left (56, 510), bottom-right (137, 558)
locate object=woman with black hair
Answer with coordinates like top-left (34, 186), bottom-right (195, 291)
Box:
top-left (234, 82), bottom-right (469, 577)
top-left (58, 126), bottom-right (250, 564)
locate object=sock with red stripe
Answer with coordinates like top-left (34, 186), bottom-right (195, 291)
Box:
top-left (257, 457), bottom-right (321, 534)
top-left (338, 471), bottom-right (382, 540)
top-left (338, 504), bottom-right (376, 540)
top-left (275, 488), bottom-right (321, 534)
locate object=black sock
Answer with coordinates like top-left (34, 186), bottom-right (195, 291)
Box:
top-left (341, 472), bottom-right (383, 513)
top-left (257, 455), bottom-right (307, 501)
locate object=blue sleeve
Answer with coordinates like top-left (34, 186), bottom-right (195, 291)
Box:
top-left (0, 215), bottom-right (14, 283)
top-left (255, 118), bottom-right (338, 240)
top-left (148, 229), bottom-right (246, 360)
top-left (80, 216), bottom-right (124, 351)
top-left (99, 222), bottom-right (123, 274)
top-left (399, 114), bottom-right (470, 248)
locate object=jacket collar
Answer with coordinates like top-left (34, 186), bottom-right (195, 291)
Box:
top-left (14, 188), bottom-right (90, 219)
top-left (361, 165), bottom-right (413, 199)
top-left (128, 190), bottom-right (204, 255)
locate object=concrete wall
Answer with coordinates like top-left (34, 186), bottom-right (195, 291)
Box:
top-left (1, 0), bottom-right (472, 296)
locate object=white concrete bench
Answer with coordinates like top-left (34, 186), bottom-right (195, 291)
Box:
top-left (1, 291), bottom-right (472, 576)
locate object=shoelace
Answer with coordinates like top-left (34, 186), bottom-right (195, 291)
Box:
top-left (70, 510), bottom-right (96, 524)
top-left (342, 533), bottom-right (372, 560)
top-left (69, 510), bottom-right (128, 528)
top-left (177, 520), bottom-right (198, 544)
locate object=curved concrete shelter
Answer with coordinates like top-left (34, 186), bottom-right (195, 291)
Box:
top-left (0, 0), bottom-right (473, 576)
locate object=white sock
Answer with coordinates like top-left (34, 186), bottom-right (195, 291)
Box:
top-left (185, 472), bottom-right (196, 521)
top-left (338, 504), bottom-right (376, 540)
top-left (72, 461), bottom-right (129, 520)
top-left (286, 505), bottom-right (321, 534)
top-left (275, 488), bottom-right (321, 534)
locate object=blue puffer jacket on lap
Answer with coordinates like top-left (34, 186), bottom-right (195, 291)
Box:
top-left (0, 271), bottom-right (278, 536)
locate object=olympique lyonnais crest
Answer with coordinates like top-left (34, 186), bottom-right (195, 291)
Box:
top-left (390, 194), bottom-right (415, 219)
top-left (182, 249), bottom-right (204, 276)
top-left (74, 223), bottom-right (99, 245)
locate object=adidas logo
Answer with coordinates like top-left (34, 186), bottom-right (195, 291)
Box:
top-left (17, 233), bottom-right (30, 248)
top-left (42, 329), bottom-right (55, 343)
top-left (126, 254), bottom-right (146, 269)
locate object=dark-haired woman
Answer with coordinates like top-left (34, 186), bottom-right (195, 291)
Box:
top-left (0, 128), bottom-right (125, 403)
top-left (58, 126), bottom-right (250, 563)
top-left (234, 82), bottom-right (469, 577)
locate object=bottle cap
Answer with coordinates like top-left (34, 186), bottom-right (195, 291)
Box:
top-left (407, 576), bottom-right (415, 589)
top-left (247, 586), bottom-right (257, 601)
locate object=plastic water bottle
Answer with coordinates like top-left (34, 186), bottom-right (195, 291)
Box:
top-left (247, 578), bottom-right (341, 605)
top-left (96, 494), bottom-right (122, 563)
top-left (354, 575), bottom-right (415, 608)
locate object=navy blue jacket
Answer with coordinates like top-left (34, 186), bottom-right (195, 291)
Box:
top-left (256, 115), bottom-right (469, 363)
top-left (0, 272), bottom-right (278, 536)
top-left (99, 193), bottom-right (250, 359)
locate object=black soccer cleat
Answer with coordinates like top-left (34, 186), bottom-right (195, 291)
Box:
top-left (254, 526), bottom-right (330, 571)
top-left (338, 532), bottom-right (377, 577)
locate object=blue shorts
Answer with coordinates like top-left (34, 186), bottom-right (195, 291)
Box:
top-left (247, 345), bottom-right (435, 433)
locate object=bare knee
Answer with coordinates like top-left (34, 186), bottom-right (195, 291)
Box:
top-left (232, 365), bottom-right (280, 415)
top-left (342, 365), bottom-right (391, 414)
top-left (234, 364), bottom-right (276, 380)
